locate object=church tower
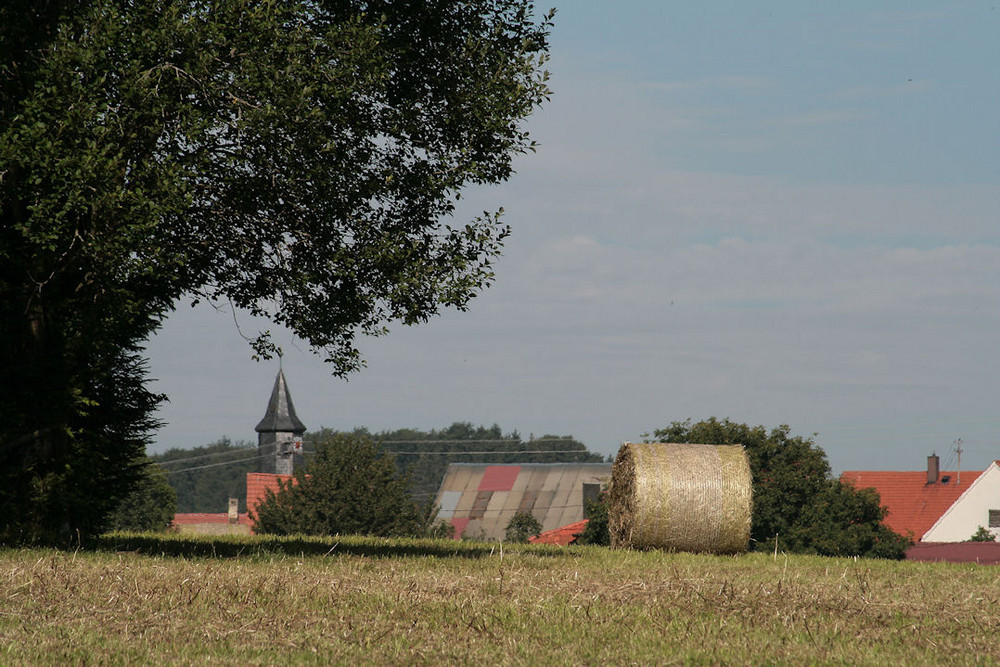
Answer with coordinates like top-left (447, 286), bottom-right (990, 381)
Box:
top-left (255, 369), bottom-right (306, 475)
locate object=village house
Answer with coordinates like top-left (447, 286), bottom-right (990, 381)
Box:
top-left (842, 454), bottom-right (1000, 564)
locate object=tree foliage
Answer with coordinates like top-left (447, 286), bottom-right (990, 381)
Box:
top-left (577, 491), bottom-right (610, 546)
top-left (968, 526), bottom-right (996, 543)
top-left (648, 418), bottom-right (911, 559)
top-left (789, 480), bottom-right (911, 559)
top-left (252, 433), bottom-right (427, 538)
top-left (307, 423), bottom-right (603, 502)
top-left (151, 438), bottom-right (257, 513)
top-left (0, 334), bottom-right (161, 544)
top-left (504, 511), bottom-right (542, 543)
top-left (1, 1), bottom-right (552, 544)
top-left (106, 461), bottom-right (177, 533)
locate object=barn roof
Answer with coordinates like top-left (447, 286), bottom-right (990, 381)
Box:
top-left (435, 463), bottom-right (611, 541)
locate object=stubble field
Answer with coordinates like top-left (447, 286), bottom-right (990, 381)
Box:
top-left (1, 534), bottom-right (997, 665)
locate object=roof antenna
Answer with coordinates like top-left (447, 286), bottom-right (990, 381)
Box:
top-left (955, 438), bottom-right (962, 484)
top-left (955, 438), bottom-right (963, 485)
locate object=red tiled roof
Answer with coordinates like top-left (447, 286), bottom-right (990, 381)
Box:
top-left (478, 465), bottom-right (521, 492)
top-left (840, 469), bottom-right (984, 540)
top-left (246, 472), bottom-right (294, 515)
top-left (529, 519), bottom-right (589, 546)
top-left (172, 512), bottom-right (252, 527)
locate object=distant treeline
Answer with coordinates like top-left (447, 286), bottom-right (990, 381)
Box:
top-left (153, 423), bottom-right (607, 513)
top-left (153, 437), bottom-right (258, 513)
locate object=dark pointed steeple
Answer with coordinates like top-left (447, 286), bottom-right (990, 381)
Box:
top-left (256, 369), bottom-right (306, 475)
top-left (255, 369), bottom-right (306, 435)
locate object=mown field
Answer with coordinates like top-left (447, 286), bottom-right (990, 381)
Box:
top-left (1, 534), bottom-right (997, 665)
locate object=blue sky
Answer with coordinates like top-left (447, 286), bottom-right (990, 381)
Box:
top-left (146, 3), bottom-right (1000, 474)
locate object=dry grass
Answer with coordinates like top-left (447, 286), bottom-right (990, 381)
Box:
top-left (1, 535), bottom-right (998, 665)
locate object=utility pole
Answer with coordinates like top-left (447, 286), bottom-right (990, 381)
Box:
top-left (955, 438), bottom-right (964, 485)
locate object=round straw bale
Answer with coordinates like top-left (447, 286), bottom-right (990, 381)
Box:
top-left (608, 442), bottom-right (752, 553)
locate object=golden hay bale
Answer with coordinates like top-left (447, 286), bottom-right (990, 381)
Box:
top-left (608, 442), bottom-right (752, 553)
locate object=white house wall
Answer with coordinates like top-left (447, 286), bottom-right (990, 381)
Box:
top-left (922, 463), bottom-right (1000, 542)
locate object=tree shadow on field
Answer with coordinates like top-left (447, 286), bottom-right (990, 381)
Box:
top-left (90, 532), bottom-right (577, 560)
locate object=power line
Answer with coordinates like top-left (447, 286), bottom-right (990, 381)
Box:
top-left (158, 448), bottom-right (260, 467)
top-left (166, 455), bottom-right (261, 475)
top-left (154, 438), bottom-right (584, 468)
top-left (373, 438), bottom-right (579, 445)
top-left (942, 448), bottom-right (957, 471)
top-left (380, 449), bottom-right (598, 457)
top-left (163, 447), bottom-right (598, 476)
top-left (157, 441), bottom-right (592, 468)
top-left (451, 503), bottom-right (594, 516)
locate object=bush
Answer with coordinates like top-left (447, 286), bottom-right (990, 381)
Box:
top-left (968, 526), bottom-right (996, 542)
top-left (425, 520), bottom-right (456, 540)
top-left (252, 433), bottom-right (426, 538)
top-left (577, 492), bottom-right (610, 546)
top-left (504, 512), bottom-right (542, 543)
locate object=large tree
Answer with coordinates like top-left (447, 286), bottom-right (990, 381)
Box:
top-left (0, 1), bottom-right (552, 544)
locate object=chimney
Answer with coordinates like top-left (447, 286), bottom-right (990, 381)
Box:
top-left (927, 453), bottom-right (940, 484)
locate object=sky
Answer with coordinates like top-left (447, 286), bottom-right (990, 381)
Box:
top-left (146, 2), bottom-right (1000, 475)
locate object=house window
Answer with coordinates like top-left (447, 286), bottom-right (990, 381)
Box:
top-left (989, 510), bottom-right (1000, 528)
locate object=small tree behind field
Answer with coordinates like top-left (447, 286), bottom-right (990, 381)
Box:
top-left (577, 492), bottom-right (610, 546)
top-left (252, 434), bottom-right (426, 538)
top-left (504, 512), bottom-right (542, 543)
